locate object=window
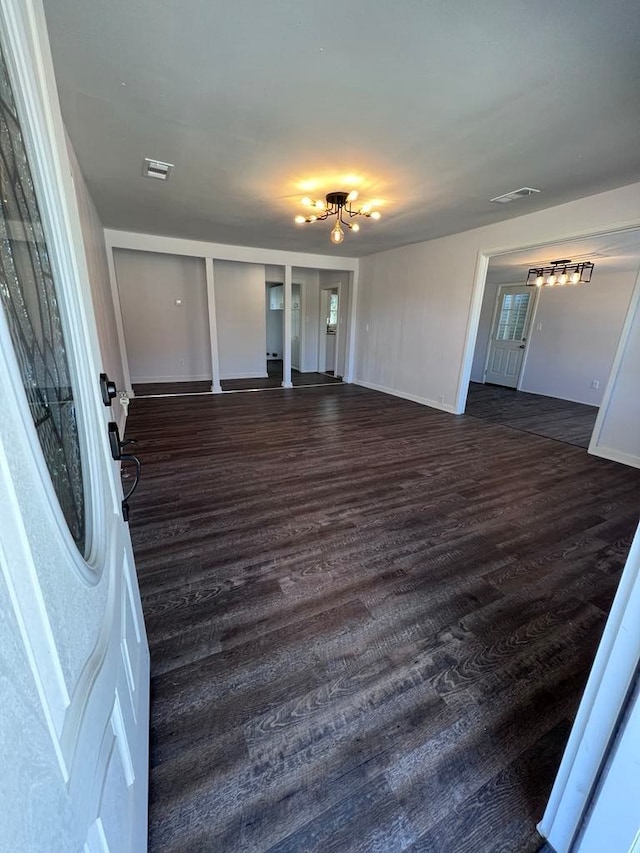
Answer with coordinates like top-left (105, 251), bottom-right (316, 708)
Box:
top-left (0, 45), bottom-right (86, 554)
top-left (328, 292), bottom-right (338, 327)
top-left (496, 292), bottom-right (530, 341)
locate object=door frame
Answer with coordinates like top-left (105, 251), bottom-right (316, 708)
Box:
top-left (291, 281), bottom-right (303, 372)
top-left (481, 283), bottom-right (539, 389)
top-left (319, 282), bottom-right (341, 376)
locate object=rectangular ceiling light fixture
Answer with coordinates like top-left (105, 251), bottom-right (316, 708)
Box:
top-left (490, 187), bottom-right (540, 204)
top-left (142, 158), bottom-right (174, 180)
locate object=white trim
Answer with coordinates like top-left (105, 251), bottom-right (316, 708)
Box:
top-left (282, 266), bottom-right (293, 388)
top-left (354, 379), bottom-right (457, 413)
top-left (454, 252), bottom-right (490, 413)
top-left (105, 243), bottom-right (132, 396)
top-left (588, 264), bottom-right (640, 464)
top-left (539, 520), bottom-right (640, 851)
top-left (205, 257), bottom-right (222, 392)
top-left (104, 228), bottom-right (359, 271)
top-left (588, 446), bottom-right (640, 469)
top-left (344, 269), bottom-right (359, 383)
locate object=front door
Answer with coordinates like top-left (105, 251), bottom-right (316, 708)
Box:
top-left (485, 285), bottom-right (535, 388)
top-left (0, 4), bottom-right (148, 851)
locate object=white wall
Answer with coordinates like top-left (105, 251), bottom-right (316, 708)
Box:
top-left (520, 269), bottom-right (637, 405)
top-left (113, 249), bottom-right (211, 384)
top-left (66, 133), bottom-right (126, 396)
top-left (293, 267), bottom-right (320, 372)
top-left (591, 274), bottom-right (640, 466)
top-left (356, 181), bottom-right (640, 427)
top-left (214, 260), bottom-right (266, 379)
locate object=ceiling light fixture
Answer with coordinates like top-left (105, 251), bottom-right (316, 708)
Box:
top-left (526, 259), bottom-right (594, 288)
top-left (294, 191), bottom-right (381, 244)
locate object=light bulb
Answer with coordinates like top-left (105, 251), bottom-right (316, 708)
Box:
top-left (351, 222), bottom-right (360, 232)
top-left (360, 203), bottom-right (372, 214)
top-left (309, 215), bottom-right (317, 222)
top-left (346, 190), bottom-right (359, 202)
top-left (559, 273), bottom-right (568, 285)
top-left (570, 271), bottom-right (580, 284)
top-left (330, 221), bottom-right (344, 244)
top-left (301, 197), bottom-right (312, 207)
top-left (315, 200), bottom-right (326, 210)
top-left (535, 275), bottom-right (544, 287)
top-left (547, 274), bottom-right (556, 286)
top-left (371, 211), bottom-right (381, 220)
top-left (294, 215), bottom-right (306, 224)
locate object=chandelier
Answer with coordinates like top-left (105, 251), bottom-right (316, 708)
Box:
top-left (294, 191), bottom-right (381, 244)
top-left (526, 259), bottom-right (594, 288)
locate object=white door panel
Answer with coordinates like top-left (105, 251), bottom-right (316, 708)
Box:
top-left (0, 2), bottom-right (149, 851)
top-left (485, 285), bottom-right (534, 388)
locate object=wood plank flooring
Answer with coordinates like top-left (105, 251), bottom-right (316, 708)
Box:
top-left (466, 382), bottom-right (599, 448)
top-left (133, 364), bottom-right (341, 397)
top-left (133, 380), bottom-right (213, 396)
top-left (221, 360), bottom-right (341, 391)
top-left (125, 384), bottom-right (640, 852)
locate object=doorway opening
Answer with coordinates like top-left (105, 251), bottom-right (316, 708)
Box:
top-left (319, 286), bottom-right (340, 377)
top-left (464, 232), bottom-right (640, 448)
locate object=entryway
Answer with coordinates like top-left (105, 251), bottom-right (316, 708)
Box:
top-left (466, 232), bottom-right (640, 448)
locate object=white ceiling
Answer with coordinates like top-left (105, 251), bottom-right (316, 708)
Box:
top-left (487, 229), bottom-right (640, 284)
top-left (44, 0), bottom-right (640, 257)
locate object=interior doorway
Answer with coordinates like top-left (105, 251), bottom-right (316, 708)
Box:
top-left (265, 280), bottom-right (284, 383)
top-left (465, 231), bottom-right (640, 448)
top-left (319, 285), bottom-right (340, 376)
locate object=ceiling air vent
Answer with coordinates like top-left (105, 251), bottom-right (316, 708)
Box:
top-left (142, 158), bottom-right (174, 180)
top-left (490, 187), bottom-right (540, 204)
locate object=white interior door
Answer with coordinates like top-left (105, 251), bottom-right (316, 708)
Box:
top-left (0, 3), bottom-right (149, 851)
top-left (485, 285), bottom-right (535, 387)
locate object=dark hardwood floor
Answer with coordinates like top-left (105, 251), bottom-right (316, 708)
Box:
top-left (466, 382), bottom-right (599, 448)
top-left (125, 384), bottom-right (640, 852)
top-left (133, 363), bottom-right (341, 398)
top-left (221, 360), bottom-right (342, 391)
top-left (133, 380), bottom-right (213, 396)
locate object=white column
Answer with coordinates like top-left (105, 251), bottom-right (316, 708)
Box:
top-left (282, 265), bottom-right (293, 388)
top-left (344, 267), bottom-right (359, 383)
top-left (205, 257), bottom-right (222, 393)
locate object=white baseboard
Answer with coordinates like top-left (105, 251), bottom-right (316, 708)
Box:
top-left (130, 374), bottom-right (213, 383)
top-left (353, 379), bottom-right (456, 414)
top-left (589, 445), bottom-right (640, 469)
top-left (219, 371), bottom-right (269, 380)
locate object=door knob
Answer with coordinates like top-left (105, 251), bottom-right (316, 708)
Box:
top-left (107, 422), bottom-right (141, 522)
top-left (99, 372), bottom-right (117, 406)
top-left (519, 344), bottom-right (525, 349)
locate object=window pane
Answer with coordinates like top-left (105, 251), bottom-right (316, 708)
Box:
top-left (496, 292), bottom-right (530, 341)
top-left (0, 45), bottom-right (85, 554)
